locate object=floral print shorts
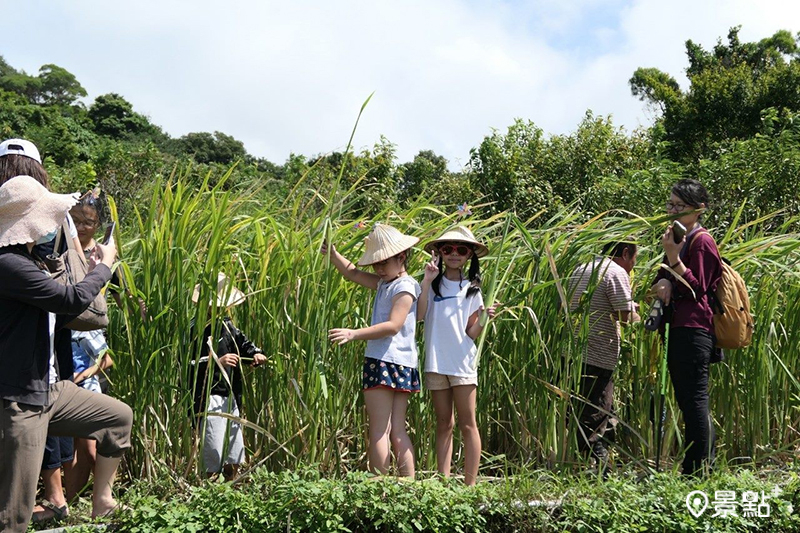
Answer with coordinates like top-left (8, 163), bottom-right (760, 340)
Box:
top-left (362, 357), bottom-right (420, 392)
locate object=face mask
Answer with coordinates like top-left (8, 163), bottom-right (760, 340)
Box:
top-left (34, 228), bottom-right (58, 245)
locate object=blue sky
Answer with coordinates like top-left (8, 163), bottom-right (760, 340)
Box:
top-left (3, 1), bottom-right (799, 169)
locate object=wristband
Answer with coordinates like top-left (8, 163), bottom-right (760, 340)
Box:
top-left (670, 260), bottom-right (682, 269)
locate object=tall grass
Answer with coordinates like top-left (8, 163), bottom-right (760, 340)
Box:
top-left (107, 173), bottom-right (800, 481)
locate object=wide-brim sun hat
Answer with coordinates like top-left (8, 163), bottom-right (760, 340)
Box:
top-left (357, 223), bottom-right (420, 266)
top-left (424, 225), bottom-right (489, 258)
top-left (0, 175), bottom-right (78, 248)
top-left (0, 138), bottom-right (42, 164)
top-left (192, 272), bottom-right (247, 308)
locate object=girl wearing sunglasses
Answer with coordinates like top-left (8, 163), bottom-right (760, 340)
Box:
top-left (417, 226), bottom-right (498, 485)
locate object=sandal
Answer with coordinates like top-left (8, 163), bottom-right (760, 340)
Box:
top-left (644, 299), bottom-right (664, 331)
top-left (31, 498), bottom-right (69, 523)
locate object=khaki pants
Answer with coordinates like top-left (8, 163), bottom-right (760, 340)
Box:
top-left (0, 380), bottom-right (133, 533)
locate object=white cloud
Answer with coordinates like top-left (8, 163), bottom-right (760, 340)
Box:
top-left (2, 0), bottom-right (799, 169)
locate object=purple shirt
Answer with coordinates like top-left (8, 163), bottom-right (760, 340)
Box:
top-left (653, 230), bottom-right (722, 333)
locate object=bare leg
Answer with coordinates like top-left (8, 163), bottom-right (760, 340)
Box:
top-left (389, 392), bottom-right (415, 478)
top-left (65, 438), bottom-right (96, 502)
top-left (364, 388), bottom-right (394, 475)
top-left (32, 467), bottom-right (68, 520)
top-left (453, 385), bottom-right (480, 485)
top-left (430, 389), bottom-right (454, 477)
top-left (91, 455), bottom-right (120, 518)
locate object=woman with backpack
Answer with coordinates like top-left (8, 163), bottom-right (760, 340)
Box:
top-left (651, 179), bottom-right (722, 476)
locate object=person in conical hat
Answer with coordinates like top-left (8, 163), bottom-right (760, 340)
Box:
top-left (321, 223), bottom-right (421, 477)
top-left (192, 272), bottom-right (247, 308)
top-left (418, 225), bottom-right (499, 485)
top-left (188, 272), bottom-right (266, 481)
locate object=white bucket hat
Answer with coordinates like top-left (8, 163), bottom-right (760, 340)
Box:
top-left (357, 223), bottom-right (420, 266)
top-left (192, 272), bottom-right (247, 308)
top-left (0, 175), bottom-right (78, 248)
top-left (424, 225), bottom-right (489, 258)
top-left (0, 139), bottom-right (42, 164)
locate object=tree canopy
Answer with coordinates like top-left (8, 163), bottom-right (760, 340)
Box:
top-left (630, 26), bottom-right (800, 160)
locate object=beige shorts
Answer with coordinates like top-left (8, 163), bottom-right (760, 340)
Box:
top-left (425, 372), bottom-right (478, 390)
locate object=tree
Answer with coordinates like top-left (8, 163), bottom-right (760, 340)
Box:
top-left (36, 64), bottom-right (87, 106)
top-left (468, 119), bottom-right (554, 220)
top-left (630, 27), bottom-right (800, 160)
top-left (176, 131), bottom-right (247, 165)
top-left (396, 150), bottom-right (449, 204)
top-left (0, 63), bottom-right (41, 103)
top-left (0, 59), bottom-right (87, 106)
top-left (89, 93), bottom-right (157, 139)
top-left (539, 112), bottom-right (654, 213)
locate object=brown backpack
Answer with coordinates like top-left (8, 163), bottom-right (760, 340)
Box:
top-left (689, 232), bottom-right (753, 349)
top-left (44, 221), bottom-right (109, 331)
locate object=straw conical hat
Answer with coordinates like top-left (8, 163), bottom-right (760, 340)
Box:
top-left (357, 223), bottom-right (420, 266)
top-left (0, 175), bottom-right (78, 248)
top-left (192, 272), bottom-right (246, 307)
top-left (424, 226), bottom-right (489, 258)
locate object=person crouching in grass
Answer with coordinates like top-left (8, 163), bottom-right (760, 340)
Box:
top-left (189, 273), bottom-right (266, 481)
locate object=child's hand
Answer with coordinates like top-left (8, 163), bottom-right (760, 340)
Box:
top-left (423, 251), bottom-right (440, 284)
top-left (480, 302), bottom-right (501, 320)
top-left (251, 353), bottom-right (267, 367)
top-left (218, 353), bottom-right (239, 367)
top-left (320, 241), bottom-right (335, 255)
top-left (329, 328), bottom-right (356, 345)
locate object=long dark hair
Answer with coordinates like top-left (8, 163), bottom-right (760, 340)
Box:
top-left (0, 154), bottom-right (49, 188)
top-left (431, 245), bottom-right (481, 299)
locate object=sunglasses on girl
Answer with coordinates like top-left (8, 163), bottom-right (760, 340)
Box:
top-left (438, 244), bottom-right (472, 256)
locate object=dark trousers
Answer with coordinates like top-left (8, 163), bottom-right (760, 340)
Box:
top-left (667, 327), bottom-right (716, 475)
top-left (577, 364), bottom-right (614, 456)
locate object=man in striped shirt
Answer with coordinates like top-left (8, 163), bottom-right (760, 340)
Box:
top-left (568, 241), bottom-right (638, 467)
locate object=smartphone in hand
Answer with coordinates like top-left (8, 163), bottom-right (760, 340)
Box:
top-left (671, 220), bottom-right (686, 243)
top-left (102, 222), bottom-right (116, 245)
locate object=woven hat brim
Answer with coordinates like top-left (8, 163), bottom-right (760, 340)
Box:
top-left (357, 235), bottom-right (420, 266)
top-left (191, 285), bottom-right (247, 307)
top-left (0, 190), bottom-right (79, 248)
top-left (424, 237), bottom-right (489, 258)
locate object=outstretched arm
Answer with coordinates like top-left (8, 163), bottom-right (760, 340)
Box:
top-left (321, 242), bottom-right (380, 290)
top-left (330, 293), bottom-right (414, 344)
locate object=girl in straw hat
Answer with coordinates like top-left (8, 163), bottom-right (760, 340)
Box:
top-left (188, 273), bottom-right (267, 481)
top-left (418, 226), bottom-right (498, 485)
top-left (0, 176), bottom-right (132, 531)
top-left (322, 223), bottom-right (421, 477)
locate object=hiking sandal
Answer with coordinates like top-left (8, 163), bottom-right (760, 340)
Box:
top-left (644, 299), bottom-right (664, 331)
top-left (31, 498), bottom-right (69, 523)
